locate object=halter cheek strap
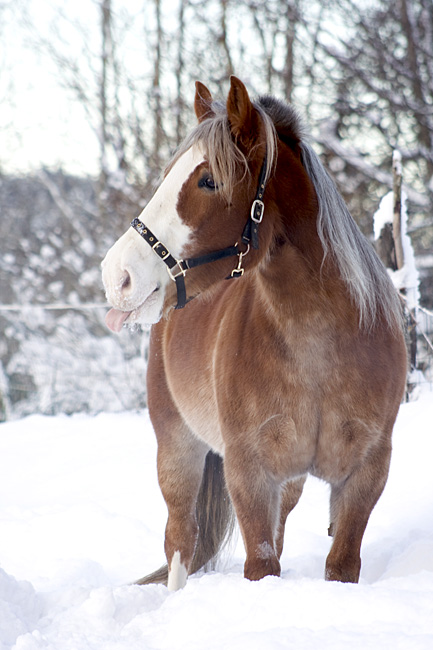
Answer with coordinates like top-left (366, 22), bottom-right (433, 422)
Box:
top-left (241, 154), bottom-right (267, 250)
top-left (130, 152), bottom-right (268, 309)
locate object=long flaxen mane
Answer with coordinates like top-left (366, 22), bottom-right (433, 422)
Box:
top-left (168, 93), bottom-right (402, 332)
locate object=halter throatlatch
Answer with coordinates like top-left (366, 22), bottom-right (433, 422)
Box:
top-left (131, 152), bottom-right (268, 309)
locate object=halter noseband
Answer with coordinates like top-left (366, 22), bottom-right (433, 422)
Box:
top-left (130, 153), bottom-right (268, 310)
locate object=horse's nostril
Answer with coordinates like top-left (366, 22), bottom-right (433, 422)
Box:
top-left (121, 272), bottom-right (131, 290)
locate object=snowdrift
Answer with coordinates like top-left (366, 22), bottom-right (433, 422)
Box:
top-left (0, 393), bottom-right (432, 649)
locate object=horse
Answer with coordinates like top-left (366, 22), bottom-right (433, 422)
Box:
top-left (102, 76), bottom-right (407, 591)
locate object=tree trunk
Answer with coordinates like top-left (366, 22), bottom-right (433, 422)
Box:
top-left (151, 0), bottom-right (164, 179)
top-left (284, 1), bottom-right (298, 102)
top-left (175, 0), bottom-right (187, 145)
top-left (99, 0), bottom-right (111, 204)
top-left (392, 151), bottom-right (405, 272)
top-left (393, 150), bottom-right (417, 373)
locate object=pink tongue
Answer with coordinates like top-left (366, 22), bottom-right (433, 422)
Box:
top-left (105, 308), bottom-right (132, 332)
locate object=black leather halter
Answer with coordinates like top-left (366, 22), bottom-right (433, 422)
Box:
top-left (130, 153), bottom-right (268, 309)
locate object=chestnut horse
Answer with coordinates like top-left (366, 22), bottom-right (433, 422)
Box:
top-left (102, 77), bottom-right (407, 590)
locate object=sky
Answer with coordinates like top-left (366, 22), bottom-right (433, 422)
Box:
top-left (0, 0), bottom-right (193, 177)
top-left (1, 0), bottom-right (147, 176)
top-left (0, 0), bottom-right (340, 178)
top-left (0, 0), bottom-right (413, 184)
top-left (1, 1), bottom-right (104, 175)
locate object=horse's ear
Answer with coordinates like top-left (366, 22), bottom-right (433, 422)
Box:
top-left (194, 81), bottom-right (214, 123)
top-left (226, 76), bottom-right (258, 146)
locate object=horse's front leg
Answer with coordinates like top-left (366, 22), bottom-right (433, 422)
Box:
top-left (156, 430), bottom-right (209, 590)
top-left (224, 442), bottom-right (282, 581)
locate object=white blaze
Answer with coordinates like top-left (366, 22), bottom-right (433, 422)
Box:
top-left (102, 146), bottom-right (204, 327)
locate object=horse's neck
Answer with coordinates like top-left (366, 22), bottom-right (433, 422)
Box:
top-left (256, 234), bottom-right (349, 328)
top-left (266, 146), bottom-right (326, 275)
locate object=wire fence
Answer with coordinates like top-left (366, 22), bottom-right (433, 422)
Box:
top-left (0, 303), bottom-right (107, 311)
top-left (1, 298), bottom-right (432, 421)
top-left (0, 302), bottom-right (148, 421)
top-left (412, 304), bottom-right (433, 394)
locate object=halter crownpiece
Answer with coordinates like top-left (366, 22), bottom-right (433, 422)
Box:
top-left (131, 150), bottom-right (268, 309)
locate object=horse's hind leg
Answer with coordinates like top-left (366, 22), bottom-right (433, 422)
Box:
top-left (325, 440), bottom-right (392, 583)
top-left (276, 477), bottom-right (306, 559)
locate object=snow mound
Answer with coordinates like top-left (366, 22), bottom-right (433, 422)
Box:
top-left (373, 189), bottom-right (420, 310)
top-left (0, 393), bottom-right (432, 649)
top-left (0, 569), bottom-right (42, 648)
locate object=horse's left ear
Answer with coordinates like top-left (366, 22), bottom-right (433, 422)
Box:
top-left (226, 76), bottom-right (259, 147)
top-left (194, 81), bottom-right (214, 123)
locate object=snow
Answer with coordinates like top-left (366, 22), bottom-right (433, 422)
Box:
top-left (0, 392), bottom-right (433, 649)
top-left (373, 189), bottom-right (420, 310)
top-left (373, 191), bottom-right (393, 240)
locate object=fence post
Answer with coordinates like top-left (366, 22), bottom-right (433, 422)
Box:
top-left (392, 151), bottom-right (405, 271)
top-left (392, 150), bottom-right (417, 373)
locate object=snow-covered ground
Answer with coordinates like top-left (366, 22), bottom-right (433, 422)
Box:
top-left (1, 390), bottom-right (433, 650)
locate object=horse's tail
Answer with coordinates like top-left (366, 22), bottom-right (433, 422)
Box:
top-left (135, 450), bottom-right (235, 586)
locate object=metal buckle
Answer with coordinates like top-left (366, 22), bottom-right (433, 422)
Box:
top-left (152, 241), bottom-right (169, 259)
top-left (167, 260), bottom-right (187, 281)
top-left (251, 199), bottom-right (265, 223)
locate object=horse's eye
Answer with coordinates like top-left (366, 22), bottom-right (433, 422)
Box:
top-left (199, 175), bottom-right (217, 191)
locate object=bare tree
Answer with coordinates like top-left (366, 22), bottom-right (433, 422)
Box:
top-left (0, 2), bottom-right (17, 173)
top-left (316, 0), bottom-right (433, 213)
top-left (242, 0), bottom-right (308, 99)
top-left (174, 0), bottom-right (188, 145)
top-left (281, 1), bottom-right (299, 102)
top-left (150, 0), bottom-right (164, 178)
top-left (219, 0), bottom-right (234, 79)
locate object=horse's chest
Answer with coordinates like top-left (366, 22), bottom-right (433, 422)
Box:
top-left (163, 309), bottom-right (362, 472)
top-left (165, 342), bottom-right (321, 460)
top-left (166, 359), bottom-right (225, 454)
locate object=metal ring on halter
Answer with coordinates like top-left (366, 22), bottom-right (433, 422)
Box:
top-left (231, 243), bottom-right (251, 278)
top-left (166, 260), bottom-right (188, 282)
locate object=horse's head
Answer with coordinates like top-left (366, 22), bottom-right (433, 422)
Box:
top-left (102, 77), bottom-right (275, 331)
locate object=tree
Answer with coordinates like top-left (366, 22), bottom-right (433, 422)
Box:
top-left (12, 1), bottom-right (433, 279)
top-left (0, 1), bottom-right (17, 174)
top-left (314, 0), bottom-right (433, 221)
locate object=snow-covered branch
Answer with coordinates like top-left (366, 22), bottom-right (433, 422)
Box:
top-left (315, 119), bottom-right (429, 208)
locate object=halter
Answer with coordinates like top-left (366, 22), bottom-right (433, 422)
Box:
top-left (130, 153), bottom-right (268, 309)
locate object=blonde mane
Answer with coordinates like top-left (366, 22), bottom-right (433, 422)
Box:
top-left (166, 93), bottom-right (402, 332)
top-left (166, 101), bottom-right (277, 203)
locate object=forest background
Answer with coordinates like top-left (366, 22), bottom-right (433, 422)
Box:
top-left (0, 0), bottom-right (432, 419)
